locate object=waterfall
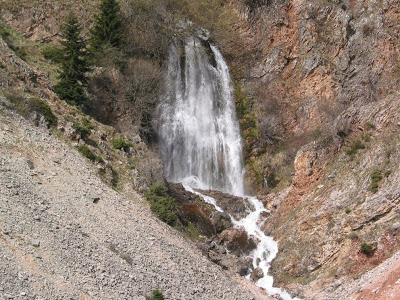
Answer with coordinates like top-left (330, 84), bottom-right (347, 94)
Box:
top-left (157, 37), bottom-right (244, 196)
top-left (156, 37), bottom-right (299, 300)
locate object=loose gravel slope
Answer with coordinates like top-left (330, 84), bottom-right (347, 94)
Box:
top-left (0, 101), bottom-right (269, 300)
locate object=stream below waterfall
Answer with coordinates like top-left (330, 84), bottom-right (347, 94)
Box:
top-left (156, 36), bottom-right (299, 300)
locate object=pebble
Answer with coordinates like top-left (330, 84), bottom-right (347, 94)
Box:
top-left (31, 239), bottom-right (40, 247)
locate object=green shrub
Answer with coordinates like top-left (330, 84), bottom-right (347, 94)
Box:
top-left (145, 184), bottom-right (177, 226)
top-left (72, 117), bottom-right (93, 139)
top-left (27, 98), bottom-right (58, 128)
top-left (12, 46), bottom-right (27, 61)
top-left (41, 45), bottom-right (64, 63)
top-left (112, 138), bottom-right (132, 150)
top-left (365, 122), bottom-right (375, 130)
top-left (77, 145), bottom-right (103, 163)
top-left (0, 26), bottom-right (11, 39)
top-left (345, 139), bottom-right (365, 157)
top-left (313, 128), bottom-right (322, 140)
top-left (360, 243), bottom-right (373, 256)
top-left (151, 289), bottom-right (164, 300)
top-left (385, 170), bottom-right (392, 177)
top-left (362, 133), bottom-right (371, 142)
top-left (5, 92), bottom-right (57, 128)
top-left (369, 171), bottom-right (383, 193)
top-left (345, 207), bottom-right (351, 214)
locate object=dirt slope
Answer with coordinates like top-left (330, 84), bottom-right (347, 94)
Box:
top-left (0, 99), bottom-right (272, 300)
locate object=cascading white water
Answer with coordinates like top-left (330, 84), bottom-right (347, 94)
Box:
top-left (157, 37), bottom-right (244, 196)
top-left (156, 37), bottom-right (299, 300)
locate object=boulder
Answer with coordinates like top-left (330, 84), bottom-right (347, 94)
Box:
top-left (250, 267), bottom-right (264, 282)
top-left (218, 228), bottom-right (257, 256)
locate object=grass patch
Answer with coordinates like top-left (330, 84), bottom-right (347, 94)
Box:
top-left (182, 222), bottom-right (201, 241)
top-left (313, 128), bottom-right (322, 140)
top-left (0, 20), bottom-right (60, 83)
top-left (0, 21), bottom-right (27, 60)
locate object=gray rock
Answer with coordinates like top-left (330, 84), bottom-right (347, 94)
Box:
top-left (31, 239), bottom-right (40, 247)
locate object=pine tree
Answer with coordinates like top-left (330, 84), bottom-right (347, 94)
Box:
top-left (54, 13), bottom-right (90, 106)
top-left (90, 0), bottom-right (123, 51)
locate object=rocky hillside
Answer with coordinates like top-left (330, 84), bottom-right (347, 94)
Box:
top-left (2, 0), bottom-right (400, 299)
top-left (231, 0), bottom-right (400, 298)
top-left (0, 95), bottom-right (273, 299)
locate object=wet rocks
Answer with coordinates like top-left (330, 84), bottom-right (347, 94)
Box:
top-left (196, 189), bottom-right (249, 220)
top-left (167, 182), bottom-right (233, 236)
top-left (250, 267), bottom-right (264, 282)
top-left (218, 228), bottom-right (258, 256)
top-left (167, 183), bottom-right (259, 279)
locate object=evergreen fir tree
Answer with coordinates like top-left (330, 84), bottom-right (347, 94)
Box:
top-left (91, 0), bottom-right (123, 50)
top-left (54, 13), bottom-right (90, 106)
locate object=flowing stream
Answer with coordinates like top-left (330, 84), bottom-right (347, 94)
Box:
top-left (156, 37), bottom-right (298, 300)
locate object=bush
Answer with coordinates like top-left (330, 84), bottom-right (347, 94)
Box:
top-left (77, 145), bottom-right (103, 163)
top-left (41, 45), bottom-right (64, 63)
top-left (72, 117), bottom-right (93, 139)
top-left (145, 184), bottom-right (177, 226)
top-left (360, 243), bottom-right (373, 256)
top-left (369, 171), bottom-right (383, 193)
top-left (365, 122), bottom-right (375, 130)
top-left (12, 45), bottom-right (28, 61)
top-left (345, 139), bottom-right (365, 157)
top-left (112, 138), bottom-right (132, 150)
top-left (0, 26), bottom-right (11, 39)
top-left (151, 289), bottom-right (164, 300)
top-left (27, 98), bottom-right (58, 128)
top-left (362, 133), bottom-right (371, 142)
top-left (6, 92), bottom-right (58, 128)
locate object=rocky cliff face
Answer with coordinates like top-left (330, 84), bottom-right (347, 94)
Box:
top-left (233, 0), bottom-right (400, 298)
